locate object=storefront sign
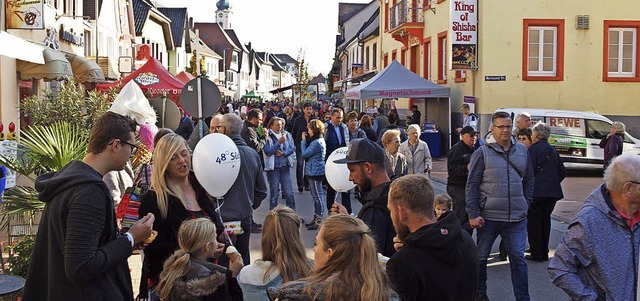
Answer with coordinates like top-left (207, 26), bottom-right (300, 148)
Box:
top-left (351, 63), bottom-right (363, 76)
top-left (6, 0), bottom-right (44, 29)
top-left (450, 0), bottom-right (477, 70)
top-left (59, 24), bottom-right (83, 46)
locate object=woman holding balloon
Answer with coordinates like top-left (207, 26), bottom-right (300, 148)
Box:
top-left (139, 133), bottom-right (226, 294)
top-left (301, 119), bottom-right (327, 230)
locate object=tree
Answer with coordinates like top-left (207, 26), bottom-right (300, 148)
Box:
top-left (185, 50), bottom-right (208, 78)
top-left (295, 48), bottom-right (311, 102)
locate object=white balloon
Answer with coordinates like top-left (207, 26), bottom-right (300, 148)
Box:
top-left (193, 133), bottom-right (241, 197)
top-left (325, 147), bottom-right (356, 192)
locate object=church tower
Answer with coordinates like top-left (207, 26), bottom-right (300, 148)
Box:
top-left (215, 0), bottom-right (232, 29)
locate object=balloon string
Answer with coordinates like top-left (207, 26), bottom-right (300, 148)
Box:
top-left (334, 192), bottom-right (341, 205)
top-left (215, 197), bottom-right (234, 246)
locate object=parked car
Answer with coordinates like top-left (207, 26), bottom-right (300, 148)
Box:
top-left (485, 108), bottom-right (640, 170)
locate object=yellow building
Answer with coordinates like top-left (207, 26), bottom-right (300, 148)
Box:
top-left (379, 0), bottom-right (640, 140)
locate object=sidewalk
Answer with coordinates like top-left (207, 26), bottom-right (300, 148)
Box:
top-left (430, 157), bottom-right (602, 223)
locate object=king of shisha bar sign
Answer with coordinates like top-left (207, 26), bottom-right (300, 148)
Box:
top-left (450, 0), bottom-right (478, 70)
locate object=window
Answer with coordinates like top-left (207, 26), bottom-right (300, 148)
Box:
top-left (392, 49), bottom-right (397, 61)
top-left (365, 46), bottom-right (370, 70)
top-left (401, 48), bottom-right (407, 66)
top-left (383, 53), bottom-right (389, 67)
top-left (373, 43), bottom-right (377, 69)
top-left (423, 38), bottom-right (431, 80)
top-left (455, 70), bottom-right (466, 83)
top-left (522, 19), bottom-right (564, 81)
top-left (437, 31), bottom-right (447, 84)
top-left (603, 21), bottom-right (640, 82)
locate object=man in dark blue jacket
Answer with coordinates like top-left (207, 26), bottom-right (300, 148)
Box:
top-left (324, 108), bottom-right (351, 213)
top-left (447, 126), bottom-right (478, 234)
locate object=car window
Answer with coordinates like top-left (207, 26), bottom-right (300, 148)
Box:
top-left (586, 119), bottom-right (610, 140)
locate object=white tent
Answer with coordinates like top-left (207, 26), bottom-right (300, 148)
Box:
top-left (345, 60), bottom-right (452, 150)
top-left (345, 60), bottom-right (450, 99)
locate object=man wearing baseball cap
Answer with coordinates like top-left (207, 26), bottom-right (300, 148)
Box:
top-left (331, 138), bottom-right (396, 256)
top-left (447, 126), bottom-right (478, 234)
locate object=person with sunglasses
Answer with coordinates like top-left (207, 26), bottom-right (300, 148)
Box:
top-left (466, 111), bottom-right (534, 301)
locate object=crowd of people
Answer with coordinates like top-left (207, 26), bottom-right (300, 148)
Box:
top-left (20, 99), bottom-right (640, 301)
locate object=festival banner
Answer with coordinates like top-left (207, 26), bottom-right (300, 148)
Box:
top-left (450, 0), bottom-right (477, 70)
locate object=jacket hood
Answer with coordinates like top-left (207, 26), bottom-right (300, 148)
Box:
top-left (169, 261), bottom-right (228, 300)
top-left (486, 136), bottom-right (518, 154)
top-left (35, 160), bottom-right (106, 203)
top-left (404, 212), bottom-right (466, 266)
top-left (361, 181), bottom-right (391, 206)
top-left (231, 135), bottom-right (248, 146)
top-left (237, 261), bottom-right (280, 287)
top-left (581, 184), bottom-right (628, 228)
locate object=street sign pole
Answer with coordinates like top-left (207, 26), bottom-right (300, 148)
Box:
top-left (195, 29), bottom-right (204, 140)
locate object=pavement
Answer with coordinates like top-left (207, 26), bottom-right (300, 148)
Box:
top-left (128, 158), bottom-right (606, 300)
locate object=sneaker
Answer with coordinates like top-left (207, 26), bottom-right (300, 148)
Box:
top-left (250, 225), bottom-right (262, 233)
top-left (252, 221), bottom-right (262, 229)
top-left (498, 252), bottom-right (508, 261)
top-left (305, 215), bottom-right (321, 228)
top-left (306, 222), bottom-right (319, 230)
top-left (298, 187), bottom-right (303, 193)
top-left (525, 254), bottom-right (549, 262)
top-left (475, 292), bottom-right (489, 301)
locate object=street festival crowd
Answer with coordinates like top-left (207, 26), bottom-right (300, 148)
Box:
top-left (19, 96), bottom-right (640, 301)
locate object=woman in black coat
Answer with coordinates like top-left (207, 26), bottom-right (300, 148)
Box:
top-left (138, 134), bottom-right (224, 296)
top-left (526, 122), bottom-right (566, 262)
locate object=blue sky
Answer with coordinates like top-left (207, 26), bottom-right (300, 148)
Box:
top-left (156, 0), bottom-right (372, 75)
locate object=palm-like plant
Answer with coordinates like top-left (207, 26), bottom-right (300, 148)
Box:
top-left (0, 122), bottom-right (87, 230)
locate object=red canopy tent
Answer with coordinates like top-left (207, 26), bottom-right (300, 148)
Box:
top-left (96, 57), bottom-right (185, 100)
top-left (176, 71), bottom-right (195, 84)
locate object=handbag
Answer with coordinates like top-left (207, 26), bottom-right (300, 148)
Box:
top-left (116, 164), bottom-right (149, 229)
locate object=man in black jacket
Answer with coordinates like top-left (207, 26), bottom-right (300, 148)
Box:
top-left (332, 138), bottom-right (396, 257)
top-left (291, 103), bottom-right (314, 192)
top-left (23, 112), bottom-right (155, 301)
top-left (446, 126), bottom-right (478, 233)
top-left (263, 102), bottom-right (287, 127)
top-left (408, 105), bottom-right (422, 125)
top-left (387, 174), bottom-right (478, 301)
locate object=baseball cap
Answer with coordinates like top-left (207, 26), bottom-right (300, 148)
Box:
top-left (460, 126), bottom-right (478, 135)
top-left (334, 138), bottom-right (385, 164)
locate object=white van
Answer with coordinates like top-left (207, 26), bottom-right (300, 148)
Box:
top-left (485, 108), bottom-right (640, 170)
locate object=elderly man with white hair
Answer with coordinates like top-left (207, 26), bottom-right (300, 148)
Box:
top-left (549, 153), bottom-right (640, 300)
top-left (399, 124), bottom-right (432, 175)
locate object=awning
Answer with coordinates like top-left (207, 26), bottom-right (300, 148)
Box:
top-left (65, 53), bottom-right (105, 83)
top-left (17, 48), bottom-right (73, 81)
top-left (0, 31), bottom-right (44, 64)
top-left (242, 90), bottom-right (261, 98)
top-left (270, 84), bottom-right (294, 94)
top-left (217, 84), bottom-right (235, 97)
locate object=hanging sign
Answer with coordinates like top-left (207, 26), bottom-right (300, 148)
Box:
top-left (450, 0), bottom-right (477, 70)
top-left (6, 0), bottom-right (44, 29)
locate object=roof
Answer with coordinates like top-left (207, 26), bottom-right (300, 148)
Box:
top-left (338, 2), bottom-right (368, 25)
top-left (83, 0), bottom-right (104, 20)
top-left (224, 29), bottom-right (248, 53)
top-left (157, 8), bottom-right (188, 48)
top-left (193, 22), bottom-right (240, 70)
top-left (268, 55), bottom-right (285, 72)
top-left (338, 1), bottom-right (379, 49)
top-left (273, 54), bottom-right (297, 65)
top-left (188, 30), bottom-right (222, 59)
top-left (310, 73), bottom-right (326, 84)
top-left (132, 0), bottom-right (151, 35)
top-left (358, 7), bottom-right (379, 42)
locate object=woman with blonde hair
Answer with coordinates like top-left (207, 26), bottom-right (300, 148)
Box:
top-left (382, 129), bottom-right (408, 180)
top-left (399, 124), bottom-right (432, 175)
top-left (237, 206), bottom-right (313, 300)
top-left (156, 218), bottom-right (243, 301)
top-left (139, 133), bottom-right (225, 293)
top-left (270, 214), bottom-right (398, 301)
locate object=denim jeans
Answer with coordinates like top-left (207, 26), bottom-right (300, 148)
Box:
top-left (476, 219), bottom-right (529, 301)
top-left (308, 179), bottom-right (326, 217)
top-left (266, 166), bottom-right (295, 210)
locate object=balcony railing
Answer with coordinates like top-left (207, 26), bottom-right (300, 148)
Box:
top-left (389, 0), bottom-right (424, 29)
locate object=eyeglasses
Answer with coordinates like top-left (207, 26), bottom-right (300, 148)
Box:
top-left (493, 125), bottom-right (513, 131)
top-left (627, 181), bottom-right (640, 185)
top-left (120, 140), bottom-right (139, 156)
